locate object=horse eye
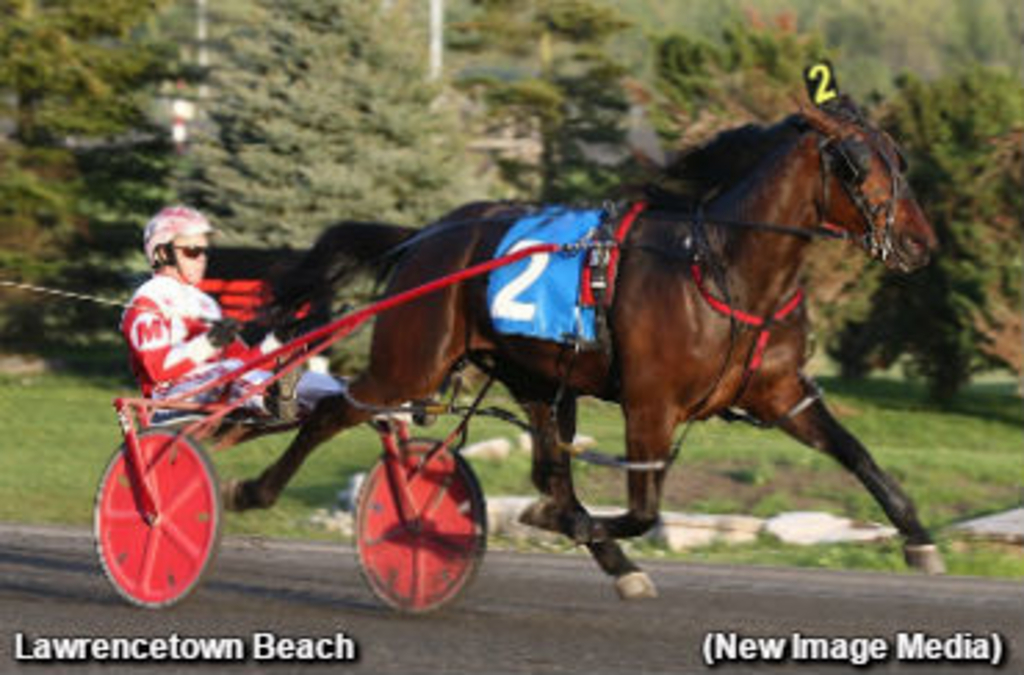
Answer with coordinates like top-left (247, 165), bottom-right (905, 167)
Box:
top-left (833, 139), bottom-right (872, 185)
top-left (845, 140), bottom-right (873, 175)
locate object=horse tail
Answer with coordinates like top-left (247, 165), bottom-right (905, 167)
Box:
top-left (265, 221), bottom-right (417, 331)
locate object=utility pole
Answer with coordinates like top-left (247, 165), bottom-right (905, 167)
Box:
top-left (1019, 18), bottom-right (1023, 506)
top-left (429, 0), bottom-right (444, 81)
top-left (197, 0), bottom-right (209, 101)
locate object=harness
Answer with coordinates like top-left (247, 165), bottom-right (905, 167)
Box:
top-left (690, 263), bottom-right (805, 375)
top-left (550, 199), bottom-right (830, 472)
top-left (579, 201), bottom-right (647, 351)
top-left (817, 120), bottom-right (908, 264)
top-left (327, 114), bottom-right (908, 474)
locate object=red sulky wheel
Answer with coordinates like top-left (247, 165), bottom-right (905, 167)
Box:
top-left (356, 440), bottom-right (487, 613)
top-left (94, 429), bottom-right (221, 608)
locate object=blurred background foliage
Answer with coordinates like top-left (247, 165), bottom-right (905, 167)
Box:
top-left (0, 0), bottom-right (1021, 399)
top-left (182, 0), bottom-right (481, 248)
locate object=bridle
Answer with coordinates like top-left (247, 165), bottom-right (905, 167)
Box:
top-left (815, 118), bottom-right (909, 264)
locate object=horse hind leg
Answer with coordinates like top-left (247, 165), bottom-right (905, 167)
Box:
top-left (226, 279), bottom-right (469, 512)
top-left (516, 396), bottom-right (595, 541)
top-left (222, 383), bottom-right (375, 511)
top-left (223, 363), bottom-right (441, 512)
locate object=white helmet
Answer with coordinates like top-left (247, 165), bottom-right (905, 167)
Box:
top-left (143, 206), bottom-right (214, 267)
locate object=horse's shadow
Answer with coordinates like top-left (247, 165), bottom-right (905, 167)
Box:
top-left (818, 375), bottom-right (1023, 428)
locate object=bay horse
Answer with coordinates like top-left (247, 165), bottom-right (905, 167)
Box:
top-left (225, 95), bottom-right (942, 599)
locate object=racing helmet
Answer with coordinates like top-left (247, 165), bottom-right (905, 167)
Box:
top-left (143, 206), bottom-right (214, 268)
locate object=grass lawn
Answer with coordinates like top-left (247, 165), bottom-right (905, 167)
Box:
top-left (1, 357), bottom-right (1021, 578)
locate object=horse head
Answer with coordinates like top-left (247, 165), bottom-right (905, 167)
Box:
top-left (801, 96), bottom-right (937, 272)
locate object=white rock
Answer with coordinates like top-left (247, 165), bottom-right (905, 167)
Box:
top-left (572, 434), bottom-right (598, 449)
top-left (766, 511), bottom-right (896, 545)
top-left (486, 496), bottom-right (535, 533)
top-left (462, 437), bottom-right (512, 461)
top-left (952, 508), bottom-right (1024, 543)
top-left (335, 472), bottom-right (366, 512)
top-left (309, 508), bottom-right (354, 537)
top-left (651, 513), bottom-right (764, 551)
top-left (517, 432), bottom-right (533, 453)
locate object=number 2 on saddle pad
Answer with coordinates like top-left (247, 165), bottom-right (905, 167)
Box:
top-left (487, 207), bottom-right (602, 344)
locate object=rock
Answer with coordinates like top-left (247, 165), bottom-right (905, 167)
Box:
top-left (335, 472), bottom-right (366, 512)
top-left (309, 508), bottom-right (353, 537)
top-left (487, 496), bottom-right (535, 533)
top-left (651, 513), bottom-right (764, 551)
top-left (765, 511), bottom-right (896, 545)
top-left (517, 432), bottom-right (533, 454)
top-left (951, 508), bottom-right (1024, 544)
top-left (0, 355), bottom-right (57, 376)
top-left (462, 437), bottom-right (512, 461)
top-left (572, 434), bottom-right (598, 449)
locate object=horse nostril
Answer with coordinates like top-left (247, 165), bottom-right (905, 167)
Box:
top-left (900, 233), bottom-right (930, 264)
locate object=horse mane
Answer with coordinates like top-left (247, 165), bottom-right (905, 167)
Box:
top-left (646, 114), bottom-right (809, 209)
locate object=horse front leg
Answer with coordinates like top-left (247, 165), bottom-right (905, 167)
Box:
top-left (581, 403), bottom-right (676, 600)
top-left (746, 373), bottom-right (945, 574)
top-left (515, 395), bottom-right (656, 599)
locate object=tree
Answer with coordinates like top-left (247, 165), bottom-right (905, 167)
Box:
top-left (0, 0), bottom-right (178, 347)
top-left (832, 68), bottom-right (1024, 399)
top-left (449, 0), bottom-right (635, 202)
top-left (183, 0), bottom-right (477, 248)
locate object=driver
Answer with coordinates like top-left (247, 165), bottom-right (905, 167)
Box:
top-left (120, 205), bottom-right (344, 418)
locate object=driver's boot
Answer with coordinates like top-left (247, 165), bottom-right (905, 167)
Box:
top-left (267, 368), bottom-right (301, 422)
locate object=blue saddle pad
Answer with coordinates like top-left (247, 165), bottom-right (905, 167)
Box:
top-left (487, 206), bottom-right (603, 343)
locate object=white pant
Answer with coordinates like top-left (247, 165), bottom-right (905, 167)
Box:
top-left (156, 358), bottom-right (346, 414)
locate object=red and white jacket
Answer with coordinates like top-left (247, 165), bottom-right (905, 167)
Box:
top-left (120, 275), bottom-right (259, 397)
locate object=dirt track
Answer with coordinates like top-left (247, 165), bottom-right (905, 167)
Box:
top-left (1, 523), bottom-right (1020, 674)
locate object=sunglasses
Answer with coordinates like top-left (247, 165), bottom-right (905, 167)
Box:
top-left (174, 245), bottom-right (209, 260)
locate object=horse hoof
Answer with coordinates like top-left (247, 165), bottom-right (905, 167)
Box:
top-left (519, 499), bottom-right (559, 533)
top-left (904, 543), bottom-right (946, 575)
top-left (615, 571), bottom-right (658, 600)
top-left (221, 478), bottom-right (243, 512)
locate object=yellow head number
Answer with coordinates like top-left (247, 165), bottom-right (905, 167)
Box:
top-left (804, 61), bottom-right (839, 107)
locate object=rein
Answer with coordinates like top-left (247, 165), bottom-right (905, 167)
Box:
top-left (0, 279), bottom-right (132, 310)
top-left (649, 211), bottom-right (850, 242)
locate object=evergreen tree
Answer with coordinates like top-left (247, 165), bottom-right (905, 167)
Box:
top-left (450, 0), bottom-right (634, 202)
top-left (0, 0), bottom-right (177, 346)
top-left (183, 0), bottom-right (476, 248)
top-left (834, 68), bottom-right (1024, 399)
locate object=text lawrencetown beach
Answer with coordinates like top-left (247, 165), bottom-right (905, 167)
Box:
top-left (13, 631), bottom-right (358, 663)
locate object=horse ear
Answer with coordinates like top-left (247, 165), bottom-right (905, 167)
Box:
top-left (797, 99), bottom-right (844, 138)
